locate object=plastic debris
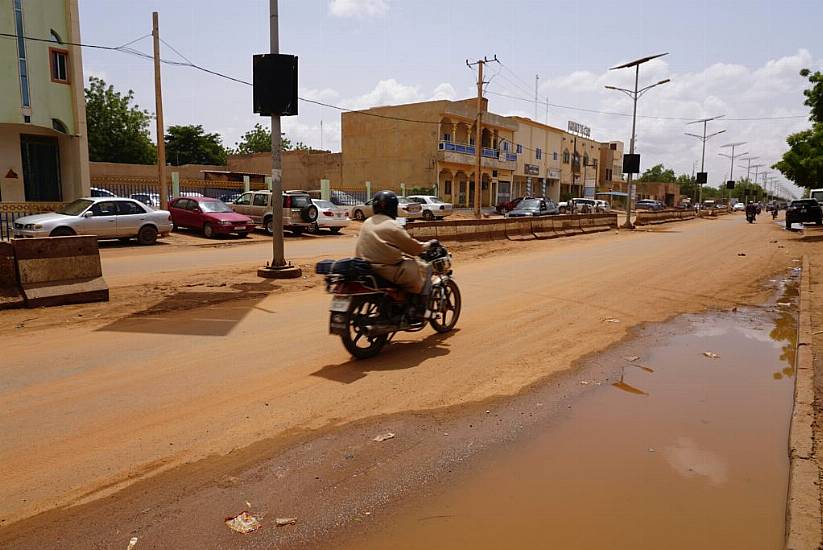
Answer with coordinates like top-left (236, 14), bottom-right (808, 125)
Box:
top-left (703, 352), bottom-right (720, 359)
top-left (127, 537), bottom-right (138, 550)
top-left (624, 356), bottom-right (640, 362)
top-left (603, 318), bottom-right (621, 323)
top-left (245, 501), bottom-right (252, 509)
top-left (373, 432), bottom-right (395, 442)
top-left (276, 517), bottom-right (297, 527)
top-left (648, 448), bottom-right (656, 453)
top-left (580, 380), bottom-right (590, 385)
top-left (225, 512), bottom-right (261, 534)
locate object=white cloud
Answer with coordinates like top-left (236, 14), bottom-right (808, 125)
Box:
top-left (329, 0), bottom-right (388, 18)
top-left (342, 78), bottom-right (422, 110)
top-left (430, 82), bottom-right (457, 101)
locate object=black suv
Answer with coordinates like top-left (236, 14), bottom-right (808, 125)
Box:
top-left (785, 199), bottom-right (823, 229)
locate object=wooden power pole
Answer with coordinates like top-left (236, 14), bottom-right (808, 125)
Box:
top-left (152, 12), bottom-right (167, 209)
top-left (466, 55), bottom-right (497, 219)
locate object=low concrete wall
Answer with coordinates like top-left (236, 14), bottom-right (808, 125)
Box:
top-left (12, 236), bottom-right (109, 308)
top-left (407, 213), bottom-right (617, 243)
top-left (0, 241), bottom-right (24, 309)
top-left (635, 209), bottom-right (697, 226)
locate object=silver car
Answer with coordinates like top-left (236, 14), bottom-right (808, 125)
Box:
top-left (13, 197), bottom-right (172, 245)
top-left (349, 197), bottom-right (422, 221)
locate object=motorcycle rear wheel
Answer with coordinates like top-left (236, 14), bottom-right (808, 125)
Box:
top-left (341, 295), bottom-right (389, 359)
top-left (429, 279), bottom-right (461, 333)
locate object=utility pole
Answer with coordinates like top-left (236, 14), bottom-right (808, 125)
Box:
top-left (152, 12), bottom-right (167, 210)
top-left (259, 0), bottom-right (300, 278)
top-left (466, 55), bottom-right (498, 219)
top-left (738, 155), bottom-right (758, 181)
top-left (534, 74), bottom-right (539, 120)
top-left (605, 53), bottom-right (670, 228)
top-left (685, 115), bottom-right (724, 211)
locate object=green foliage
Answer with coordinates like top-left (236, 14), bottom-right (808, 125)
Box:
top-left (638, 164), bottom-right (676, 183)
top-left (85, 77), bottom-right (156, 164)
top-left (231, 123), bottom-right (309, 154)
top-left (773, 69), bottom-right (823, 189)
top-left (164, 125), bottom-right (227, 166)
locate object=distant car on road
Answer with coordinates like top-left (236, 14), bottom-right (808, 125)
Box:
top-left (406, 195), bottom-right (453, 220)
top-left (13, 197), bottom-right (171, 245)
top-left (90, 186), bottom-right (118, 198)
top-left (309, 199), bottom-right (350, 234)
top-left (349, 197), bottom-right (422, 221)
top-left (594, 199), bottom-right (610, 212)
top-left (506, 197), bottom-right (559, 217)
top-left (636, 199), bottom-right (665, 211)
top-left (169, 196), bottom-right (254, 238)
top-left (785, 199), bottom-right (823, 229)
top-left (733, 202), bottom-right (746, 212)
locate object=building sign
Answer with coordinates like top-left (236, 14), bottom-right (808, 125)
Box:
top-left (548, 169), bottom-right (561, 179)
top-left (567, 120), bottom-right (591, 138)
top-left (524, 164), bottom-right (540, 176)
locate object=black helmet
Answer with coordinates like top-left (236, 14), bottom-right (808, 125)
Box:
top-left (372, 190), bottom-right (399, 219)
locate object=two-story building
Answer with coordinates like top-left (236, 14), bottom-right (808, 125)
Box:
top-left (341, 98), bottom-right (517, 207)
top-left (0, 0), bottom-right (89, 203)
top-left (598, 140), bottom-right (625, 192)
top-left (509, 117), bottom-right (564, 202)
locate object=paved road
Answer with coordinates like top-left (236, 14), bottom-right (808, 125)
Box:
top-left (0, 214), bottom-right (798, 535)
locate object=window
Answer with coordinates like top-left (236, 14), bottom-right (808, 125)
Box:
top-left (516, 144), bottom-right (523, 154)
top-left (91, 202), bottom-right (117, 217)
top-left (606, 169), bottom-right (613, 180)
top-left (444, 181), bottom-right (452, 195)
top-left (563, 149), bottom-right (570, 164)
top-left (610, 143), bottom-right (617, 150)
top-left (13, 0), bottom-right (30, 108)
top-left (252, 193), bottom-right (269, 206)
top-left (50, 48), bottom-right (69, 83)
top-left (443, 133), bottom-right (451, 142)
top-left (52, 119), bottom-right (68, 134)
top-left (117, 201), bottom-right (146, 215)
top-left (553, 151), bottom-right (558, 161)
top-left (234, 193), bottom-right (252, 205)
top-left (502, 141), bottom-right (509, 152)
top-left (536, 148), bottom-right (542, 160)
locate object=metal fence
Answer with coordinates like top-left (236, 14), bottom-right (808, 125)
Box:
top-left (1, 202), bottom-right (66, 241)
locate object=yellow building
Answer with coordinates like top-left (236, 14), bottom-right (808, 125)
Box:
top-left (0, 0), bottom-right (89, 202)
top-left (342, 98), bottom-right (517, 207)
top-left (598, 140), bottom-right (625, 191)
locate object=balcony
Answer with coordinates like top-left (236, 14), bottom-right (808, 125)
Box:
top-left (437, 141), bottom-right (517, 171)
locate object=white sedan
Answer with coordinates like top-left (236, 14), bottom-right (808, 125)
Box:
top-left (13, 197), bottom-right (172, 245)
top-left (733, 202), bottom-right (746, 212)
top-left (406, 195), bottom-right (453, 220)
top-left (309, 199), bottom-right (350, 234)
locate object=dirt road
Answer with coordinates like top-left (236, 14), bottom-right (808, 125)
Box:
top-left (0, 215), bottom-right (804, 540)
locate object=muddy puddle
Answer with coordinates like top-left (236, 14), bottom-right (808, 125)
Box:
top-left (343, 273), bottom-right (799, 550)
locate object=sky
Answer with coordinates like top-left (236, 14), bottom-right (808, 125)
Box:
top-left (77, 0), bottom-right (823, 198)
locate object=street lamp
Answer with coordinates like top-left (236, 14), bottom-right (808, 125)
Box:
top-left (605, 52), bottom-right (670, 228)
top-left (718, 143), bottom-right (746, 204)
top-left (685, 115), bottom-right (725, 211)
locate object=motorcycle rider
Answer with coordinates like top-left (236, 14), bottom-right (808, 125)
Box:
top-left (356, 190), bottom-right (435, 320)
top-left (745, 201), bottom-right (757, 222)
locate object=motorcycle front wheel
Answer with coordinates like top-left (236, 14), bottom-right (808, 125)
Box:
top-left (341, 295), bottom-right (389, 359)
top-left (429, 279), bottom-right (462, 333)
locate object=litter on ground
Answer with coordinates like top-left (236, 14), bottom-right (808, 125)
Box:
top-left (624, 356), bottom-right (640, 362)
top-left (703, 352), bottom-right (720, 359)
top-left (603, 318), bottom-right (621, 323)
top-left (276, 517), bottom-right (297, 527)
top-left (126, 537), bottom-right (138, 550)
top-left (373, 432), bottom-right (396, 442)
top-left (225, 512), bottom-right (261, 534)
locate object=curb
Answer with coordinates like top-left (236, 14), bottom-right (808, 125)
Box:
top-left (785, 255), bottom-right (821, 549)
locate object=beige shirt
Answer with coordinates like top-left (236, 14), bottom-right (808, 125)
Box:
top-left (356, 214), bottom-right (425, 265)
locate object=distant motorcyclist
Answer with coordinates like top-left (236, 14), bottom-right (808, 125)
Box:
top-left (355, 190), bottom-right (434, 318)
top-left (745, 201), bottom-right (757, 223)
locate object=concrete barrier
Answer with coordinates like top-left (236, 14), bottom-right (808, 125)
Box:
top-left (406, 214), bottom-right (617, 243)
top-left (635, 209), bottom-right (697, 226)
top-left (0, 241), bottom-right (24, 310)
top-left (505, 218), bottom-right (535, 241)
top-left (13, 236), bottom-right (109, 308)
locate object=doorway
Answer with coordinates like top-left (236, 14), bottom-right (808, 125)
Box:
top-left (21, 134), bottom-right (62, 201)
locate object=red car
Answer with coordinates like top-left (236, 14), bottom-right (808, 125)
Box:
top-left (496, 196), bottom-right (529, 214)
top-left (169, 197), bottom-right (255, 238)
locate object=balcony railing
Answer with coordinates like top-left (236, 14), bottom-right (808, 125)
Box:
top-left (438, 141), bottom-right (517, 162)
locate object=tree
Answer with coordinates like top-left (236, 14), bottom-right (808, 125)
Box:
top-left (231, 123), bottom-right (310, 154)
top-left (85, 76), bottom-right (156, 164)
top-left (676, 173), bottom-right (698, 201)
top-left (773, 69), bottom-right (823, 190)
top-left (164, 125), bottom-right (228, 166)
top-left (638, 163), bottom-right (676, 183)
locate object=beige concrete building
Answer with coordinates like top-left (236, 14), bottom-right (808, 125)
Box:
top-left (509, 117), bottom-right (564, 202)
top-left (0, 0), bottom-right (89, 202)
top-left (598, 141), bottom-right (625, 191)
top-left (342, 98), bottom-right (517, 207)
top-left (228, 150), bottom-right (342, 189)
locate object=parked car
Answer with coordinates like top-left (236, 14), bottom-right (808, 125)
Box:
top-left (309, 199), bottom-right (350, 234)
top-left (230, 190), bottom-right (318, 235)
top-left (169, 196), bottom-right (254, 238)
top-left (90, 186), bottom-right (118, 198)
top-left (506, 197), bottom-right (560, 217)
top-left (785, 199), bottom-right (823, 229)
top-left (13, 197), bottom-right (171, 245)
top-left (218, 192), bottom-right (242, 204)
top-left (306, 189), bottom-right (362, 207)
top-left (636, 199), bottom-right (665, 211)
top-left (406, 195), bottom-right (453, 220)
top-left (594, 199), bottom-right (610, 212)
top-left (558, 198), bottom-right (596, 214)
top-left (733, 202), bottom-right (746, 212)
top-left (496, 196), bottom-right (529, 214)
top-left (130, 192), bottom-right (161, 208)
top-left (349, 197), bottom-right (422, 221)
